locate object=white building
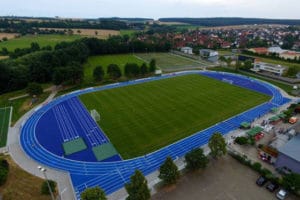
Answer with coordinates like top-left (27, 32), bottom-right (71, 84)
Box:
top-left (199, 49), bottom-right (219, 62)
top-left (268, 46), bottom-right (287, 54)
top-left (252, 62), bottom-right (286, 76)
top-left (181, 47), bottom-right (193, 55)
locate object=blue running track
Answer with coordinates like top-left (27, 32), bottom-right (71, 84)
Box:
top-left (20, 71), bottom-right (291, 199)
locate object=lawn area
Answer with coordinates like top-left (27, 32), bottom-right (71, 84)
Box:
top-left (0, 87), bottom-right (51, 125)
top-left (83, 54), bottom-right (145, 84)
top-left (135, 53), bottom-right (202, 70)
top-left (0, 34), bottom-right (82, 52)
top-left (0, 155), bottom-right (55, 200)
top-left (80, 74), bottom-right (270, 159)
top-left (0, 107), bottom-right (11, 147)
top-left (120, 30), bottom-right (137, 37)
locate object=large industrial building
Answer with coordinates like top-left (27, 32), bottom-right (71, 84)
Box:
top-left (275, 135), bottom-right (300, 174)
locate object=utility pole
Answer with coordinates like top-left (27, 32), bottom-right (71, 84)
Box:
top-left (38, 166), bottom-right (55, 200)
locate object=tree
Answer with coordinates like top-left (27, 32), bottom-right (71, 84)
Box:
top-left (234, 136), bottom-right (248, 145)
top-left (80, 186), bottom-right (107, 200)
top-left (41, 180), bottom-right (56, 195)
top-left (26, 82), bottom-right (43, 96)
top-left (107, 64), bottom-right (122, 80)
top-left (124, 63), bottom-right (140, 78)
top-left (282, 173), bottom-right (300, 192)
top-left (159, 157), bottom-right (180, 185)
top-left (286, 66), bottom-right (298, 77)
top-left (225, 57), bottom-right (232, 67)
top-left (125, 170), bottom-right (150, 200)
top-left (185, 148), bottom-right (208, 171)
top-left (243, 59), bottom-right (253, 70)
top-left (235, 60), bottom-right (241, 71)
top-left (30, 42), bottom-right (40, 51)
top-left (208, 133), bottom-right (227, 158)
top-left (149, 59), bottom-right (156, 73)
top-left (93, 66), bottom-right (105, 82)
top-left (52, 68), bottom-right (66, 85)
top-left (0, 159), bottom-right (9, 186)
top-left (140, 63), bottom-right (148, 76)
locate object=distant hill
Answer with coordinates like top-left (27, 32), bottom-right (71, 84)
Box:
top-left (101, 17), bottom-right (153, 23)
top-left (158, 17), bottom-right (300, 26)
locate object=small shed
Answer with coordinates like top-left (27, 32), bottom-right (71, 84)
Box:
top-left (240, 122), bottom-right (251, 129)
top-left (246, 126), bottom-right (264, 137)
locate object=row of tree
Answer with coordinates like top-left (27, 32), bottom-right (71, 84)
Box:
top-left (80, 133), bottom-right (227, 200)
top-left (243, 50), bottom-right (300, 65)
top-left (0, 18), bottom-right (130, 35)
top-left (0, 36), bottom-right (171, 94)
top-left (93, 60), bottom-right (157, 82)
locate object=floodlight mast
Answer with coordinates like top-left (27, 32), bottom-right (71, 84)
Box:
top-left (37, 166), bottom-right (55, 200)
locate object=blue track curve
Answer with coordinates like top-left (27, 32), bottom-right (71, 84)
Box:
top-left (20, 71), bottom-right (290, 199)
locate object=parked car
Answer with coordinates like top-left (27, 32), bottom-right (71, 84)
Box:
top-left (266, 182), bottom-right (279, 192)
top-left (256, 176), bottom-right (267, 186)
top-left (276, 189), bottom-right (287, 200)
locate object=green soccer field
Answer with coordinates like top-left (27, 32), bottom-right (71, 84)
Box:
top-left (80, 74), bottom-right (270, 159)
top-left (135, 53), bottom-right (211, 70)
top-left (0, 34), bottom-right (82, 52)
top-left (0, 107), bottom-right (11, 147)
top-left (83, 54), bottom-right (145, 83)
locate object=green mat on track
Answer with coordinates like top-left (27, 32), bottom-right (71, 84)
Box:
top-left (62, 137), bottom-right (87, 155)
top-left (92, 143), bottom-right (118, 161)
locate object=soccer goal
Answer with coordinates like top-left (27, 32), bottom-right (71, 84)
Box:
top-left (90, 109), bottom-right (100, 122)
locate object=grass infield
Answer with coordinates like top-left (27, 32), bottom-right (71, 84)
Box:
top-left (80, 74), bottom-right (270, 159)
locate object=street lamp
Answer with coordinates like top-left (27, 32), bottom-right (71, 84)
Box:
top-left (38, 166), bottom-right (55, 200)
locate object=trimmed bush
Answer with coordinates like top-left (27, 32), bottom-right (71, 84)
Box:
top-left (234, 136), bottom-right (248, 145)
top-left (251, 162), bottom-right (262, 172)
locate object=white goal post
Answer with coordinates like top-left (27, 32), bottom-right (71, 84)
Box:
top-left (90, 109), bottom-right (100, 122)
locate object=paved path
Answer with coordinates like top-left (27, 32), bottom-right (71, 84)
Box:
top-left (7, 88), bottom-right (76, 200)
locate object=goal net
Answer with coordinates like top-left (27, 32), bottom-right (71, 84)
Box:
top-left (90, 109), bottom-right (100, 122)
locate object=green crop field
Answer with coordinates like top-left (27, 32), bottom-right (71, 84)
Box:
top-left (135, 53), bottom-right (208, 71)
top-left (0, 34), bottom-right (82, 52)
top-left (0, 107), bottom-right (11, 147)
top-left (84, 54), bottom-right (145, 83)
top-left (80, 74), bottom-right (270, 159)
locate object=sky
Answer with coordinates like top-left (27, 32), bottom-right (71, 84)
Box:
top-left (1, 0), bottom-right (300, 19)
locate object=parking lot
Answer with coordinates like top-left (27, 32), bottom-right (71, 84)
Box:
top-left (152, 155), bottom-right (298, 200)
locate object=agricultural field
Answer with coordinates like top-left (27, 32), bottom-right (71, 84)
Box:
top-left (80, 74), bottom-right (270, 159)
top-left (0, 56), bottom-right (9, 60)
top-left (0, 107), bottom-right (11, 147)
top-left (83, 54), bottom-right (145, 83)
top-left (0, 33), bottom-right (19, 41)
top-left (135, 53), bottom-right (206, 71)
top-left (39, 28), bottom-right (119, 39)
top-left (0, 34), bottom-right (82, 52)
